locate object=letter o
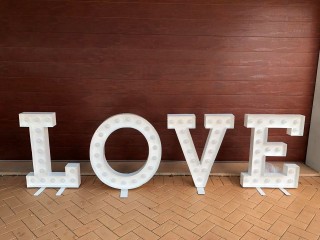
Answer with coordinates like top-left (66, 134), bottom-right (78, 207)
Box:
top-left (90, 114), bottom-right (162, 189)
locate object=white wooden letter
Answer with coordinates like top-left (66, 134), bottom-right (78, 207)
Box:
top-left (168, 114), bottom-right (234, 194)
top-left (241, 114), bottom-right (305, 189)
top-left (90, 114), bottom-right (161, 197)
top-left (19, 112), bottom-right (81, 191)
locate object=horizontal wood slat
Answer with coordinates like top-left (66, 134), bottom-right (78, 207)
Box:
top-left (0, 63), bottom-right (317, 81)
top-left (0, 0), bottom-right (319, 162)
top-left (0, 49), bottom-right (319, 67)
top-left (1, 2), bottom-right (319, 21)
top-left (2, 17), bottom-right (320, 37)
top-left (0, 79), bottom-right (315, 96)
top-left (1, 33), bottom-right (319, 52)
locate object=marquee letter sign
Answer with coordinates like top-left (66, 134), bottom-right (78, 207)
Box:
top-left (19, 112), bottom-right (81, 196)
top-left (240, 114), bottom-right (305, 195)
top-left (90, 113), bottom-right (162, 198)
top-left (19, 112), bottom-right (306, 198)
top-left (168, 114), bottom-right (234, 194)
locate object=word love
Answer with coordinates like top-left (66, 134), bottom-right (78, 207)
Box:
top-left (19, 112), bottom-right (305, 197)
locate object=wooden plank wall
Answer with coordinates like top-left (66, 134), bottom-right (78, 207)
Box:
top-left (0, 0), bottom-right (319, 162)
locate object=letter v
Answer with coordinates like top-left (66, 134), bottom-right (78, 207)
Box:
top-left (168, 114), bottom-right (234, 194)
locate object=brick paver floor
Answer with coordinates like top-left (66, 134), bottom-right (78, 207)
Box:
top-left (0, 175), bottom-right (320, 239)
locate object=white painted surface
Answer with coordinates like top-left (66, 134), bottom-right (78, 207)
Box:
top-left (241, 114), bottom-right (305, 188)
top-left (306, 53), bottom-right (320, 171)
top-left (90, 113), bottom-right (162, 190)
top-left (168, 114), bottom-right (234, 192)
top-left (19, 112), bottom-right (81, 189)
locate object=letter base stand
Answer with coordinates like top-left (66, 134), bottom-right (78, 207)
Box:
top-left (197, 187), bottom-right (205, 195)
top-left (120, 189), bottom-right (128, 198)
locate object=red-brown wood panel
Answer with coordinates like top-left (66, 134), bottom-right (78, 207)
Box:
top-left (0, 0), bottom-right (319, 162)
